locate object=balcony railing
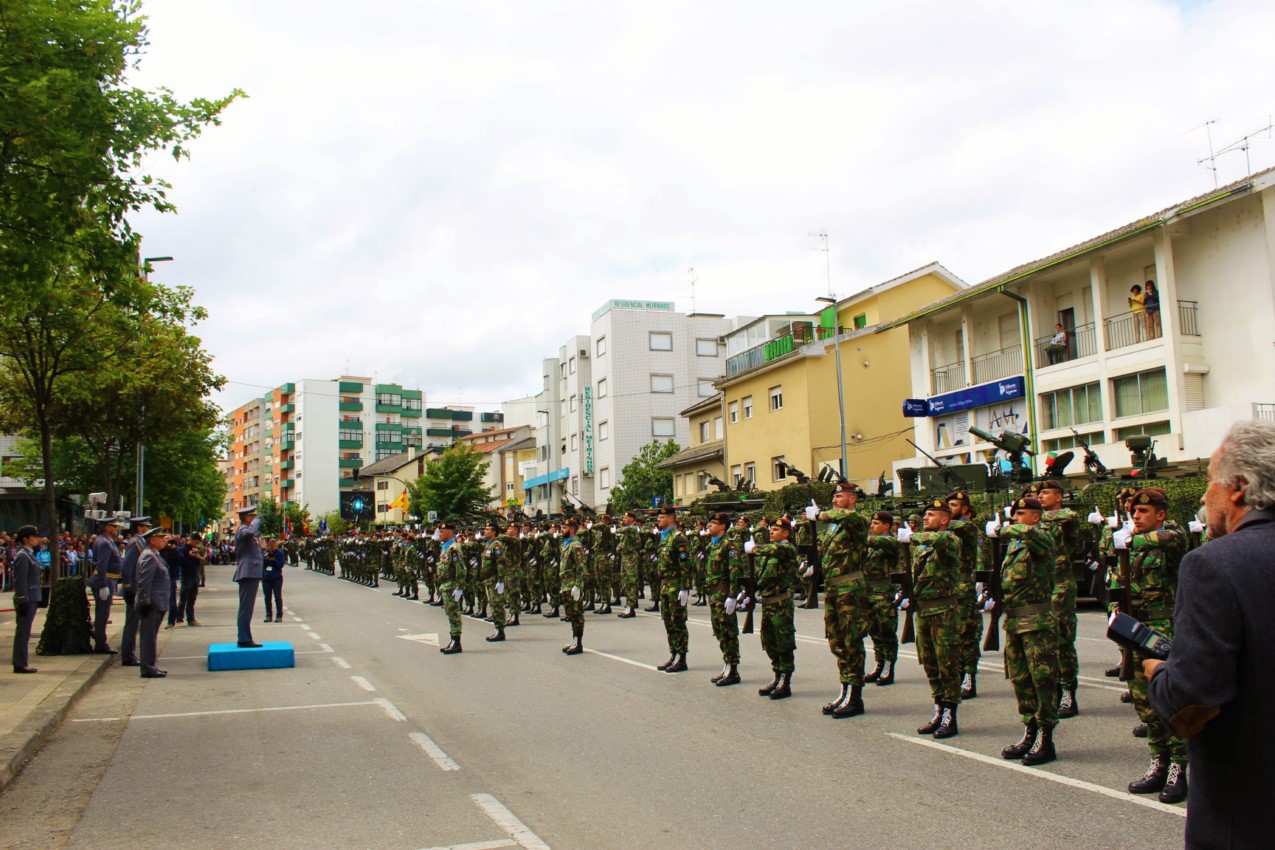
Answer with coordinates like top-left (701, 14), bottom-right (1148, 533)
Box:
top-left (930, 361), bottom-right (966, 394)
top-left (725, 325), bottom-right (835, 377)
top-left (1178, 300), bottom-right (1200, 336)
top-left (970, 345), bottom-right (1022, 385)
top-left (1034, 322), bottom-right (1096, 368)
top-left (1255, 403), bottom-right (1275, 422)
top-left (1104, 301), bottom-right (1197, 351)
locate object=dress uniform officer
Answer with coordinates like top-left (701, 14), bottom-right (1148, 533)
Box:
top-left (118, 516), bottom-right (153, 666)
top-left (134, 526), bottom-right (172, 678)
top-left (11, 525), bottom-right (42, 674)
top-left (232, 505), bottom-right (264, 648)
top-left (88, 516), bottom-right (122, 655)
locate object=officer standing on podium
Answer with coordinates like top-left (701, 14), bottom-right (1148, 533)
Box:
top-left (233, 505), bottom-right (264, 648)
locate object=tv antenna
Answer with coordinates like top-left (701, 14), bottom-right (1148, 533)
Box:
top-left (1210, 118), bottom-right (1274, 177)
top-left (688, 266), bottom-right (697, 314)
top-left (1190, 119), bottom-right (1219, 188)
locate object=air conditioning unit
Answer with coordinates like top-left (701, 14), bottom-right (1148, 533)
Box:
top-left (579, 349), bottom-right (589, 359)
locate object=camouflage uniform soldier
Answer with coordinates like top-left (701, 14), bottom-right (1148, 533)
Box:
top-left (1100, 488), bottom-right (1135, 677)
top-left (616, 512), bottom-right (644, 618)
top-left (751, 518), bottom-right (801, 699)
top-left (522, 522), bottom-right (543, 614)
top-left (1038, 479), bottom-right (1081, 718)
top-left (541, 525), bottom-right (561, 618)
top-left (945, 491), bottom-right (984, 700)
top-left (559, 518), bottom-right (586, 655)
top-left (437, 524), bottom-right (465, 655)
top-left (795, 509), bottom-right (821, 608)
top-left (591, 517), bottom-right (615, 614)
top-left (703, 512), bottom-right (742, 685)
top-left (654, 507), bottom-right (692, 672)
top-left (1123, 487), bottom-right (1189, 804)
top-left (863, 511), bottom-right (901, 686)
top-left (817, 483), bottom-right (872, 718)
top-left (481, 523), bottom-right (513, 642)
top-left (642, 520), bottom-right (661, 611)
top-left (500, 523), bottom-right (523, 625)
top-left (461, 532), bottom-right (485, 617)
top-left (904, 499), bottom-right (964, 739)
top-left (994, 497), bottom-right (1061, 765)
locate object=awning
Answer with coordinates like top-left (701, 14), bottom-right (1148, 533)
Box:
top-left (521, 467), bottom-right (570, 490)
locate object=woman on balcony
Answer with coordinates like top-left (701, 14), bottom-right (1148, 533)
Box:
top-left (1144, 280), bottom-right (1161, 339)
top-left (1046, 324), bottom-right (1069, 365)
top-left (1128, 284), bottom-right (1148, 343)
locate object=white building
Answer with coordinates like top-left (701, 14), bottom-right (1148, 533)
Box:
top-left (888, 166), bottom-right (1275, 484)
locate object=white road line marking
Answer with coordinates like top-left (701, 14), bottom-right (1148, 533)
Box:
top-left (319, 643), bottom-right (334, 653)
top-left (292, 616), bottom-right (302, 622)
top-left (418, 840), bottom-right (516, 850)
top-left (73, 700), bottom-right (378, 722)
top-left (399, 633), bottom-right (440, 646)
top-left (886, 733), bottom-right (1186, 818)
top-left (307, 631), bottom-right (321, 640)
top-left (297, 623), bottom-right (309, 629)
top-left (398, 627), bottom-right (411, 632)
top-left (582, 648), bottom-right (659, 671)
top-left (374, 697), bottom-right (407, 722)
top-left (471, 793), bottom-right (550, 850)
top-left (332, 656), bottom-right (352, 669)
top-left (350, 675), bottom-right (376, 692)
top-left (410, 731), bottom-right (460, 771)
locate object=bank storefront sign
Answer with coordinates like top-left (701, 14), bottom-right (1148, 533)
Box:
top-left (924, 375), bottom-right (1025, 416)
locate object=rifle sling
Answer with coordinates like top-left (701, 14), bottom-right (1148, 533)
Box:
top-left (826, 570), bottom-right (865, 586)
top-left (915, 595), bottom-right (958, 612)
top-left (1005, 602), bottom-right (1051, 618)
top-left (761, 591), bottom-right (792, 605)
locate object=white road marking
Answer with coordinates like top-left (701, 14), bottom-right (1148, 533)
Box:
top-left (398, 627), bottom-right (411, 632)
top-left (350, 675), bottom-right (376, 692)
top-left (307, 631), bottom-right (322, 640)
top-left (409, 730), bottom-right (460, 771)
top-left (73, 700), bottom-right (378, 722)
top-left (582, 648), bottom-right (659, 671)
top-left (297, 623), bottom-right (309, 629)
top-left (292, 616), bottom-right (303, 622)
top-left (886, 733), bottom-right (1186, 818)
top-left (471, 793), bottom-right (551, 850)
top-left (319, 643), bottom-right (334, 653)
top-left (418, 841), bottom-right (516, 850)
top-left (332, 656), bottom-right (352, 669)
top-left (374, 697), bottom-right (407, 722)
top-left (398, 633), bottom-right (441, 646)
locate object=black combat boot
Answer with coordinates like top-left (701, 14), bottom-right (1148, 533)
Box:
top-left (543, 605), bottom-right (559, 618)
top-left (1133, 723), bottom-right (1148, 737)
top-left (440, 637), bottom-right (462, 655)
top-left (863, 660), bottom-right (885, 684)
top-left (645, 601), bottom-right (660, 612)
top-left (430, 595), bottom-right (443, 607)
top-left (961, 672), bottom-right (977, 700)
top-left (657, 654), bottom-right (677, 671)
top-left (617, 606), bottom-right (637, 618)
top-left (758, 671), bottom-right (781, 696)
top-left (1002, 721), bottom-right (1038, 759)
top-left (583, 599), bottom-right (595, 612)
top-left (597, 603), bottom-right (612, 615)
top-left (876, 660), bottom-right (896, 686)
top-left (715, 664), bottom-right (740, 686)
top-left (933, 703), bottom-right (959, 739)
top-left (392, 589), bottom-right (404, 597)
top-left (1121, 691), bottom-right (1133, 704)
top-left (410, 592), bottom-right (419, 601)
top-left (665, 653), bottom-right (688, 673)
top-left (1128, 754), bottom-right (1169, 793)
top-left (563, 627), bottom-right (584, 655)
top-left (1058, 687), bottom-right (1079, 719)
top-left (530, 602), bottom-right (542, 615)
top-left (918, 704), bottom-right (944, 735)
top-left (1105, 664), bottom-right (1121, 677)
top-left (710, 664), bottom-right (728, 684)
top-left (768, 672), bottom-right (792, 700)
top-left (832, 685), bottom-right (865, 718)
top-left (485, 628), bottom-right (506, 643)
top-left (1022, 725), bottom-right (1056, 766)
top-left (822, 683), bottom-right (850, 715)
top-left (509, 612), bottom-right (520, 627)
top-left (1158, 762), bottom-right (1187, 803)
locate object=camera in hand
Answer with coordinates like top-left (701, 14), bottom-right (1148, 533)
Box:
top-left (1106, 611), bottom-right (1172, 660)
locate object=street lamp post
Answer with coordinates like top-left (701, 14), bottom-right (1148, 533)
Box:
top-left (813, 232), bottom-right (847, 479)
top-left (137, 255), bottom-right (173, 515)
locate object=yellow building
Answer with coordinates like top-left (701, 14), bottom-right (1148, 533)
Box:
top-left (658, 395), bottom-right (727, 505)
top-left (714, 263), bottom-right (967, 493)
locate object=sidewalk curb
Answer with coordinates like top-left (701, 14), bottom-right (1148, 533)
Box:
top-left (0, 651), bottom-right (116, 792)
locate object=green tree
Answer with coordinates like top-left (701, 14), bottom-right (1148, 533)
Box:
top-left (608, 439), bottom-right (680, 513)
top-left (409, 444), bottom-right (494, 522)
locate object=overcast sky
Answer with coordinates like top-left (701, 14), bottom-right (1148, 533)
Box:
top-left (127, 0), bottom-right (1274, 415)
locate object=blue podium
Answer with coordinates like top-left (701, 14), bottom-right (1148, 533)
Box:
top-left (207, 641), bottom-right (296, 671)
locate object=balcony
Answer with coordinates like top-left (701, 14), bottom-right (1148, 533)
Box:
top-left (339, 400), bottom-right (362, 412)
top-left (339, 381), bottom-right (363, 393)
top-left (339, 477), bottom-right (356, 488)
top-left (400, 406), bottom-right (422, 418)
top-left (1034, 322), bottom-right (1096, 368)
top-left (376, 402), bottom-right (401, 414)
top-left (338, 438), bottom-right (363, 449)
top-left (1104, 301), bottom-right (1199, 351)
top-left (280, 478), bottom-right (294, 489)
top-left (279, 436), bottom-right (294, 448)
top-left (725, 324), bottom-right (834, 378)
top-left (970, 345), bottom-right (1022, 385)
top-left (339, 457), bottom-right (362, 468)
top-left (281, 383), bottom-right (295, 394)
top-left (930, 361), bottom-right (966, 394)
top-left (280, 403), bottom-right (294, 414)
top-left (341, 418), bottom-right (362, 428)
top-left (279, 459), bottom-right (294, 470)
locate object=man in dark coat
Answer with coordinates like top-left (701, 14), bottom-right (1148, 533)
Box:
top-left (1147, 420), bottom-right (1275, 848)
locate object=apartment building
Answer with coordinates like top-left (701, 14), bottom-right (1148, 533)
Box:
top-left (891, 167), bottom-right (1275, 481)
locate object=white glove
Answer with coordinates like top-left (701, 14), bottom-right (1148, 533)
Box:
top-left (1107, 515), bottom-right (1119, 529)
top-left (570, 586), bottom-right (582, 601)
top-left (452, 588), bottom-right (464, 601)
top-left (98, 586), bottom-right (110, 601)
top-left (1088, 509), bottom-right (1104, 525)
top-left (1004, 506), bottom-right (1013, 520)
top-left (982, 597), bottom-right (996, 613)
top-left (805, 505), bottom-right (818, 521)
top-left (1188, 520), bottom-right (1204, 533)
top-left (699, 529), bottom-right (708, 536)
top-left (802, 564), bottom-right (814, 579)
top-left (896, 526), bottom-right (913, 544)
top-left (495, 581), bottom-right (505, 595)
top-left (432, 530), bottom-right (441, 541)
top-left (984, 520), bottom-right (999, 538)
top-left (723, 596), bottom-right (737, 615)
top-left (744, 540), bottom-right (756, 554)
top-left (677, 589), bottom-right (689, 607)
top-left (1113, 530), bottom-right (1129, 550)
top-left (1086, 559), bottom-right (1101, 572)
top-left (898, 598), bottom-right (911, 610)
top-left (974, 581), bottom-right (984, 597)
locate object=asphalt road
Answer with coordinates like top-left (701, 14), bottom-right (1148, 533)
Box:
top-left (1, 563), bottom-right (1186, 849)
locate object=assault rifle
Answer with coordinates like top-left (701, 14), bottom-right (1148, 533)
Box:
top-left (888, 554), bottom-right (916, 645)
top-left (906, 439), bottom-right (970, 492)
top-left (1114, 543), bottom-right (1136, 681)
top-left (741, 536), bottom-right (757, 635)
top-left (975, 564), bottom-right (1003, 651)
top-left (1070, 427), bottom-right (1110, 481)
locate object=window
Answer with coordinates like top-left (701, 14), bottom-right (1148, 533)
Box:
top-left (560, 363), bottom-right (567, 379)
top-left (651, 374), bottom-right (674, 393)
top-left (743, 396), bottom-right (754, 419)
top-left (728, 401), bottom-right (739, 423)
top-left (649, 331), bottom-right (673, 351)
top-left (697, 472), bottom-right (710, 492)
top-left (596, 337), bottom-right (606, 357)
top-left (1113, 369), bottom-right (1169, 418)
top-left (600, 467), bottom-right (611, 488)
top-left (376, 392), bottom-right (402, 406)
top-left (772, 456), bottom-right (787, 481)
top-left (853, 313), bottom-right (868, 330)
top-left (714, 416), bottom-right (724, 439)
top-left (653, 417), bottom-right (676, 437)
top-left (339, 427), bottom-right (361, 442)
top-left (571, 476), bottom-right (579, 495)
top-left (598, 421), bottom-right (609, 441)
top-left (597, 378), bottom-right (608, 398)
top-left (570, 433), bottom-right (578, 451)
top-left (570, 394), bottom-right (577, 412)
top-left (1040, 382), bottom-right (1102, 430)
top-left (730, 464), bottom-right (743, 487)
top-left (744, 462), bottom-right (756, 486)
top-left (700, 421), bottom-right (711, 442)
top-left (569, 357), bottom-right (576, 374)
top-left (769, 385), bottom-right (783, 411)
top-left (697, 379), bottom-right (715, 398)
top-left (696, 338), bottom-right (718, 356)
top-left (377, 481), bottom-right (389, 491)
top-left (1040, 431), bottom-right (1105, 453)
top-left (403, 397), bottom-right (422, 411)
top-left (1115, 421), bottom-right (1173, 442)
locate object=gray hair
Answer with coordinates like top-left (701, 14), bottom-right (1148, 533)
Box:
top-left (1216, 420), bottom-right (1275, 510)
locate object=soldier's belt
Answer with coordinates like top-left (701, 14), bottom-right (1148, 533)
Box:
top-left (915, 595), bottom-right (958, 612)
top-left (826, 570), bottom-right (865, 586)
top-left (761, 591), bottom-right (792, 605)
top-left (1131, 601), bottom-right (1174, 620)
top-left (1005, 602), bottom-right (1051, 618)
top-left (867, 579), bottom-right (894, 592)
top-left (106, 572), bottom-right (121, 580)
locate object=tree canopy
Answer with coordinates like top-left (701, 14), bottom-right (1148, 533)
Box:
top-left (607, 439), bottom-right (680, 513)
top-left (409, 445), bottom-right (494, 522)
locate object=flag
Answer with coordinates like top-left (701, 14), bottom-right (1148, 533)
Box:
top-left (284, 514), bottom-right (292, 538)
top-left (389, 490), bottom-right (411, 512)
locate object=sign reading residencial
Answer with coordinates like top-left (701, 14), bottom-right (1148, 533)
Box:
top-left (925, 375), bottom-right (1026, 417)
top-left (591, 299), bottom-right (675, 322)
top-left (583, 386), bottom-right (594, 474)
